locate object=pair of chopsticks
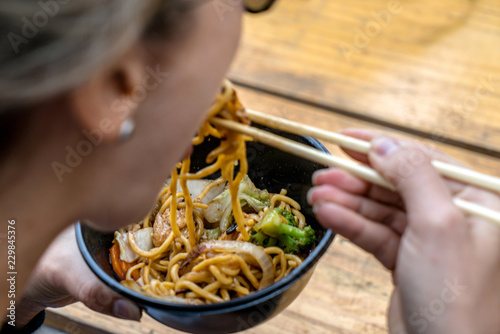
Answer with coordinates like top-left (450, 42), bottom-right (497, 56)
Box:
top-left (210, 109), bottom-right (500, 226)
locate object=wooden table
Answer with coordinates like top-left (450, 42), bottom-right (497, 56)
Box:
top-left (46, 1), bottom-right (500, 333)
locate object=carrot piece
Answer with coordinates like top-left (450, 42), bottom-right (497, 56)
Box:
top-left (110, 242), bottom-right (140, 281)
top-left (110, 242), bottom-right (125, 280)
top-left (122, 261), bottom-right (141, 281)
top-left (132, 270), bottom-right (140, 281)
top-left (119, 257), bottom-right (129, 277)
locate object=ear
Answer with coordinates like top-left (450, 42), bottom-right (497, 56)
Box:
top-left (70, 44), bottom-right (145, 143)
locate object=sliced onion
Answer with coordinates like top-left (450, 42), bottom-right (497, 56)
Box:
top-left (204, 199), bottom-right (225, 223)
top-left (116, 227), bottom-right (153, 262)
top-left (203, 240), bottom-right (274, 289)
top-left (200, 182), bottom-right (226, 204)
top-left (166, 179), bottom-right (225, 204)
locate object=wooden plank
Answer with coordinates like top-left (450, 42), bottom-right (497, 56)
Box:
top-left (45, 310), bottom-right (115, 334)
top-left (47, 85), bottom-right (500, 334)
top-left (229, 0), bottom-right (500, 155)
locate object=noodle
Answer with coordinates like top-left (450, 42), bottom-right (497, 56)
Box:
top-left (126, 262), bottom-right (145, 281)
top-left (271, 194), bottom-right (301, 211)
top-left (179, 158), bottom-right (196, 247)
top-left (169, 168), bottom-right (181, 237)
top-left (109, 80), bottom-right (316, 304)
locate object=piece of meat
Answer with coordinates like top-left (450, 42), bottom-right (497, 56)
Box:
top-left (178, 244), bottom-right (207, 276)
top-left (152, 207), bottom-right (187, 247)
top-left (218, 229), bottom-right (239, 241)
top-left (243, 212), bottom-right (261, 222)
top-left (130, 223), bottom-right (141, 233)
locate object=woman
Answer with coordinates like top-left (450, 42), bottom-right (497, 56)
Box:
top-left (2, 1), bottom-right (500, 333)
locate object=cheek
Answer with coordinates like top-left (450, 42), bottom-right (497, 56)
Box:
top-left (92, 3), bottom-right (243, 229)
top-left (131, 1), bottom-right (243, 178)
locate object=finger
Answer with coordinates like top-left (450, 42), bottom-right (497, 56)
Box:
top-left (369, 136), bottom-right (464, 235)
top-left (308, 184), bottom-right (407, 234)
top-left (402, 141), bottom-right (468, 195)
top-left (341, 128), bottom-right (469, 169)
top-left (313, 201), bottom-right (400, 269)
top-left (72, 275), bottom-right (141, 321)
top-left (340, 128), bottom-right (380, 141)
top-left (367, 185), bottom-right (405, 210)
top-left (313, 168), bottom-right (369, 194)
top-left (313, 168), bottom-right (404, 208)
top-left (341, 129), bottom-right (470, 195)
top-left (456, 186), bottom-right (500, 235)
top-left (340, 128), bottom-right (381, 164)
top-left (342, 148), bottom-right (370, 164)
top-left (64, 230), bottom-right (142, 321)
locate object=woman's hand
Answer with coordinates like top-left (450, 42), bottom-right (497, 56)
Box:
top-left (17, 226), bottom-right (141, 326)
top-left (308, 129), bottom-right (500, 334)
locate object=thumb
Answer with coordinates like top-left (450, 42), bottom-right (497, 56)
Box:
top-left (64, 228), bottom-right (142, 321)
top-left (71, 274), bottom-right (142, 321)
top-left (368, 136), bottom-right (462, 233)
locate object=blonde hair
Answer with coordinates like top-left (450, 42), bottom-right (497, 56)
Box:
top-left (0, 0), bottom-right (192, 111)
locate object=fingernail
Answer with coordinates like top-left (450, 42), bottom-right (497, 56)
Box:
top-left (113, 299), bottom-right (141, 321)
top-left (372, 137), bottom-right (400, 156)
top-left (312, 168), bottom-right (329, 184)
top-left (312, 202), bottom-right (323, 215)
top-left (307, 188), bottom-right (315, 205)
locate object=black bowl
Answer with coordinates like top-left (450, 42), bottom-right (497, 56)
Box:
top-left (76, 126), bottom-right (335, 333)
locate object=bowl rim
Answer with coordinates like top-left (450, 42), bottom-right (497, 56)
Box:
top-left (75, 135), bottom-right (335, 312)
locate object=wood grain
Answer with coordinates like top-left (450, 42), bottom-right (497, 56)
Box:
top-left (229, 0), bottom-right (500, 155)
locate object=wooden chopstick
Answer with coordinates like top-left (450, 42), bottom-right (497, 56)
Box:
top-left (211, 117), bottom-right (500, 226)
top-left (246, 109), bottom-right (371, 153)
top-left (246, 109), bottom-right (500, 194)
top-left (212, 118), bottom-right (395, 189)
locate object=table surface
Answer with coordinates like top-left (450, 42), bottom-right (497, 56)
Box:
top-left (46, 1), bottom-right (500, 333)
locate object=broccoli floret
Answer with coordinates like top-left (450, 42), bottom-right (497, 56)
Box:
top-left (249, 230), bottom-right (277, 247)
top-left (252, 208), bottom-right (315, 254)
top-left (275, 226), bottom-right (315, 254)
top-left (204, 175), bottom-right (270, 232)
top-left (276, 208), bottom-right (297, 227)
